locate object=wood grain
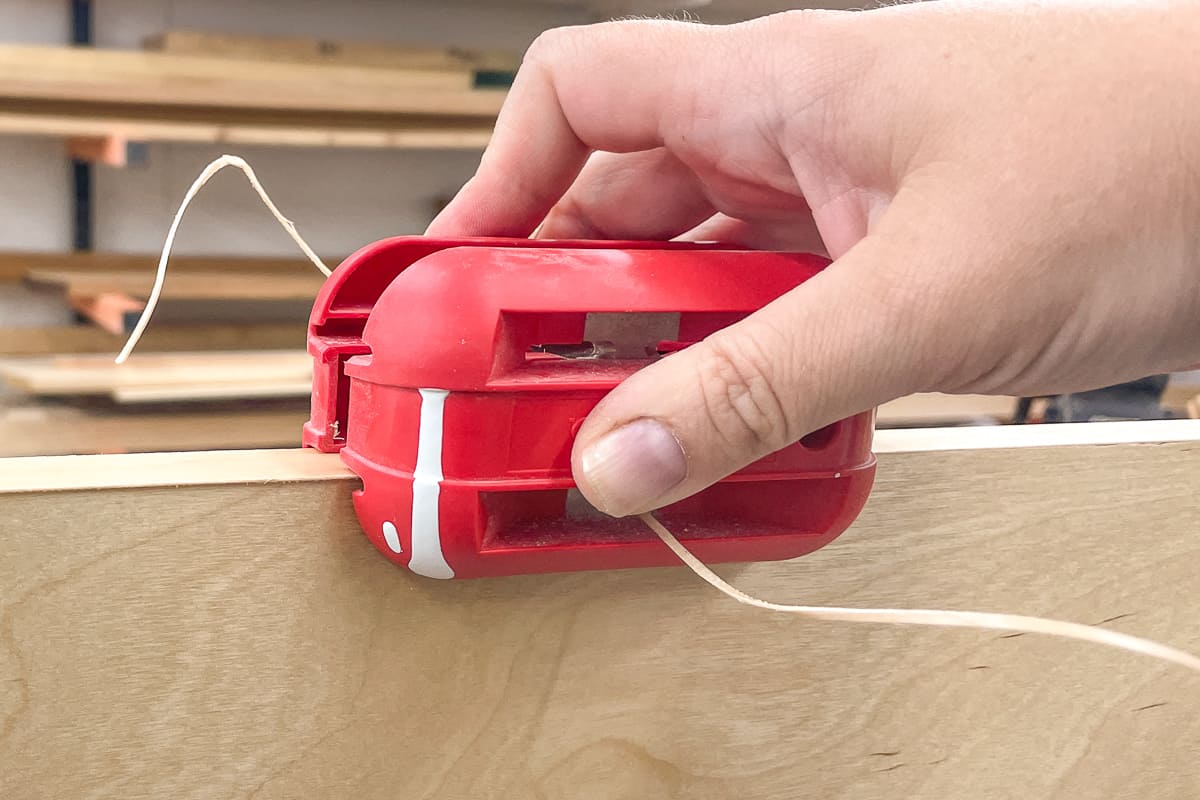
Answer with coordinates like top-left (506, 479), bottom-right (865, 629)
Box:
top-left (0, 251), bottom-right (340, 284)
top-left (0, 350), bottom-right (312, 402)
top-left (876, 392), bottom-right (1016, 427)
top-left (0, 45), bottom-right (505, 117)
top-left (0, 322), bottom-right (304, 357)
top-left (144, 30), bottom-right (521, 73)
top-left (0, 403), bottom-right (307, 457)
top-left (0, 110), bottom-right (494, 152)
top-left (29, 269), bottom-right (326, 302)
top-left (2, 422), bottom-right (1198, 798)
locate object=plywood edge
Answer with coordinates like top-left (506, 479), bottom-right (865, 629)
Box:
top-left (0, 448), bottom-right (355, 494)
top-left (872, 418), bottom-right (1200, 452)
top-left (5, 419), bottom-right (1199, 495)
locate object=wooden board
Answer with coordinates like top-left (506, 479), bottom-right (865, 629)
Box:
top-left (0, 402), bottom-right (307, 457)
top-left (0, 251), bottom-right (340, 284)
top-left (0, 110), bottom-right (494, 152)
top-left (2, 420), bottom-right (1199, 797)
top-left (0, 45), bottom-right (505, 118)
top-left (1167, 373), bottom-right (1200, 414)
top-left (144, 30), bottom-right (522, 73)
top-left (0, 323), bottom-right (304, 357)
top-left (0, 350), bottom-right (312, 402)
top-left (876, 392), bottom-right (1016, 427)
top-left (28, 269), bottom-right (326, 302)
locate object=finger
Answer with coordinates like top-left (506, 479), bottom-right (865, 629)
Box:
top-left (679, 212), bottom-right (829, 255)
top-left (571, 196), bottom-right (940, 517)
top-left (537, 150), bottom-right (715, 240)
top-left (426, 19), bottom-right (735, 238)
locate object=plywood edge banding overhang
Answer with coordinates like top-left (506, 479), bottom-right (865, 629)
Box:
top-left (0, 447), bottom-right (356, 494)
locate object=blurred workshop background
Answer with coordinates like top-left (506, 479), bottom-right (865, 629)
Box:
top-left (0, 0), bottom-right (1195, 458)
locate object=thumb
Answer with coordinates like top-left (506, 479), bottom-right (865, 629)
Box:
top-left (571, 227), bottom-right (934, 517)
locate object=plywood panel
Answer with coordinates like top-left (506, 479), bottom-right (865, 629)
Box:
top-left (2, 422), bottom-right (1199, 798)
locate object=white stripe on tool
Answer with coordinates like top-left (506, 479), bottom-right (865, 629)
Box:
top-left (409, 388), bottom-right (455, 579)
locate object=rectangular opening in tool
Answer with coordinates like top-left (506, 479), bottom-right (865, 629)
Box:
top-left (518, 312), bottom-right (754, 357)
top-left (498, 309), bottom-right (751, 382)
top-left (524, 312), bottom-right (684, 362)
top-left (479, 481), bottom-right (833, 549)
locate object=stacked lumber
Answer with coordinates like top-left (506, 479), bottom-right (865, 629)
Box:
top-left (0, 39), bottom-right (508, 152)
top-left (27, 267), bottom-right (324, 335)
top-left (0, 45), bottom-right (503, 114)
top-left (3, 251), bottom-right (321, 349)
top-left (27, 269), bottom-right (325, 302)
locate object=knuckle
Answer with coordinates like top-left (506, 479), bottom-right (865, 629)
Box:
top-left (523, 26), bottom-right (581, 70)
top-left (752, 10), bottom-right (877, 141)
top-left (695, 330), bottom-right (793, 456)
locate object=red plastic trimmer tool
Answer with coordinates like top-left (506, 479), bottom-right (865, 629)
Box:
top-left (304, 237), bottom-right (876, 579)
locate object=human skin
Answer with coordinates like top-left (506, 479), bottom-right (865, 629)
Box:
top-left (428, 0), bottom-right (1200, 517)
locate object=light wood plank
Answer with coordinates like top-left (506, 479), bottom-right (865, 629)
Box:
top-left (0, 350), bottom-right (312, 401)
top-left (0, 403), bottom-right (307, 457)
top-left (0, 322), bottom-right (304, 356)
top-left (0, 110), bottom-right (494, 151)
top-left (144, 30), bottom-right (521, 73)
top-left (0, 251), bottom-right (339, 284)
top-left (1167, 373), bottom-right (1200, 413)
top-left (876, 392), bottom-right (1016, 426)
top-left (29, 269), bottom-right (326, 302)
top-left (2, 422), bottom-right (1199, 798)
top-left (110, 380), bottom-right (313, 404)
top-left (0, 45), bottom-right (505, 117)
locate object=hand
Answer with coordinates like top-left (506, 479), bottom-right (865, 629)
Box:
top-left (428, 1), bottom-right (1200, 517)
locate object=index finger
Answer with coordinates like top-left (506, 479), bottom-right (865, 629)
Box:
top-left (426, 19), bottom-right (729, 238)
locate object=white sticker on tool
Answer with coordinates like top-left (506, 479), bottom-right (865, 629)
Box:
top-left (408, 388), bottom-right (455, 579)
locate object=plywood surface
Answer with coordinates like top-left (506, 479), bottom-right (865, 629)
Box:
top-left (2, 422), bottom-right (1198, 798)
